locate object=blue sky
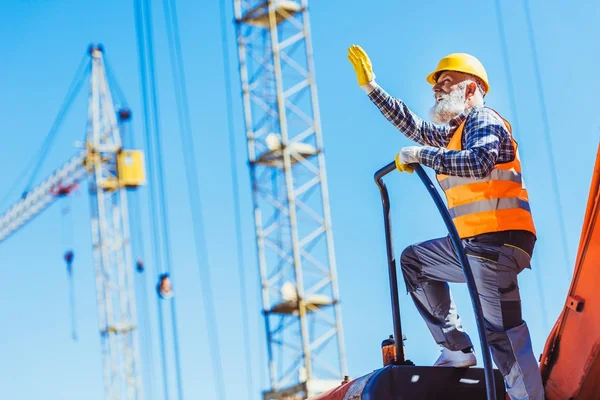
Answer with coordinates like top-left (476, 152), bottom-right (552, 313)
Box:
top-left (0, 0), bottom-right (598, 399)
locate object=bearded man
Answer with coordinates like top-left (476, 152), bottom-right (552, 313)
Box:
top-left (348, 45), bottom-right (544, 400)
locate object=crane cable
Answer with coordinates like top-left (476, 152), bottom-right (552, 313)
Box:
top-left (155, 1), bottom-right (194, 398)
top-left (523, 0), bottom-right (572, 278)
top-left (218, 0), bottom-right (257, 397)
top-left (24, 54), bottom-right (90, 194)
top-left (133, 0), bottom-right (173, 397)
top-left (60, 194), bottom-right (77, 341)
top-left (121, 113), bottom-right (157, 398)
top-left (103, 55), bottom-right (128, 110)
top-left (161, 0), bottom-right (227, 398)
top-left (225, 0), bottom-right (267, 386)
top-left (110, 21), bottom-right (161, 400)
top-left (493, 0), bottom-right (550, 333)
top-left (0, 54), bottom-right (89, 209)
top-left (67, 250), bottom-right (77, 341)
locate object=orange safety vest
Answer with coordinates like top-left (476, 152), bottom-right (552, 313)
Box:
top-left (435, 109), bottom-right (536, 239)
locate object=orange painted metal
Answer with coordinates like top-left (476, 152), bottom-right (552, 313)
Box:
top-left (540, 142), bottom-right (600, 399)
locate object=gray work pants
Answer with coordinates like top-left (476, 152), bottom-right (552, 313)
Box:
top-left (400, 235), bottom-right (544, 400)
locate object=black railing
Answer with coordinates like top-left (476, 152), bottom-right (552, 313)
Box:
top-left (374, 161), bottom-right (496, 400)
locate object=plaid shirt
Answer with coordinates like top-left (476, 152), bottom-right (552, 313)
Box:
top-left (367, 85), bottom-right (515, 178)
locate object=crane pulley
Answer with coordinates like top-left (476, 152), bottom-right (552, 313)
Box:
top-left (157, 273), bottom-right (174, 300)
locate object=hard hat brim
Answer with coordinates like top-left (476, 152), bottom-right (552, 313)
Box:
top-left (426, 70), bottom-right (439, 86)
top-left (426, 69), bottom-right (489, 94)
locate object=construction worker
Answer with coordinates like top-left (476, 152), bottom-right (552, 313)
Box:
top-left (347, 45), bottom-right (544, 400)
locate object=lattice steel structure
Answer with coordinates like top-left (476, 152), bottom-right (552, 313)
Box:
top-left (233, 1), bottom-right (347, 399)
top-left (0, 46), bottom-right (143, 400)
top-left (86, 46), bottom-right (143, 400)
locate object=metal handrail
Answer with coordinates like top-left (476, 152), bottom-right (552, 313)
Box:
top-left (374, 161), bottom-right (496, 400)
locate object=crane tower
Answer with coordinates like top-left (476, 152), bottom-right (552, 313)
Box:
top-left (233, 1), bottom-right (346, 399)
top-left (0, 45), bottom-right (145, 400)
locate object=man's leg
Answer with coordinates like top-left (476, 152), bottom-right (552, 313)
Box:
top-left (400, 235), bottom-right (544, 399)
top-left (400, 235), bottom-right (473, 352)
top-left (463, 240), bottom-right (544, 400)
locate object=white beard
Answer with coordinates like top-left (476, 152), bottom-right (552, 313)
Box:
top-left (429, 83), bottom-right (468, 124)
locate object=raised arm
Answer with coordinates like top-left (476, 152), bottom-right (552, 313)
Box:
top-left (347, 45), bottom-right (450, 147)
top-left (364, 82), bottom-right (452, 147)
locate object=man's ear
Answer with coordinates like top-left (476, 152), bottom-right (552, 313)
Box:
top-left (465, 82), bottom-right (478, 99)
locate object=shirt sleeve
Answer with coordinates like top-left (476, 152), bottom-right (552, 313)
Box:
top-left (366, 84), bottom-right (452, 147)
top-left (417, 108), bottom-right (513, 178)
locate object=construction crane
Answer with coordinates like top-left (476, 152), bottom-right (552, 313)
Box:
top-left (233, 1), bottom-right (347, 399)
top-left (0, 45), bottom-right (145, 400)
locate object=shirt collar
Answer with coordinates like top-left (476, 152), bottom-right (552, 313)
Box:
top-left (448, 106), bottom-right (479, 131)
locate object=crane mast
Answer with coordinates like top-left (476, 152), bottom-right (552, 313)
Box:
top-left (233, 1), bottom-right (347, 399)
top-left (86, 45), bottom-right (143, 400)
top-left (0, 45), bottom-right (144, 400)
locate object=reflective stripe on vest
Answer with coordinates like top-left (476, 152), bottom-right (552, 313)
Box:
top-left (448, 197), bottom-right (531, 219)
top-left (435, 108), bottom-right (536, 238)
top-left (438, 169), bottom-right (522, 191)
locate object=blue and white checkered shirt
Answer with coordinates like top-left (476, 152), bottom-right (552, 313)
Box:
top-left (367, 85), bottom-right (515, 178)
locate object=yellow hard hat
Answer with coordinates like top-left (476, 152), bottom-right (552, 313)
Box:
top-left (426, 53), bottom-right (490, 94)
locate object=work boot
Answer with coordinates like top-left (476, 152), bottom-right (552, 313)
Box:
top-left (433, 347), bottom-right (477, 368)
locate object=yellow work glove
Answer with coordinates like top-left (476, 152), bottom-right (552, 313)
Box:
top-left (395, 153), bottom-right (414, 173)
top-left (395, 147), bottom-right (422, 173)
top-left (347, 44), bottom-right (375, 86)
